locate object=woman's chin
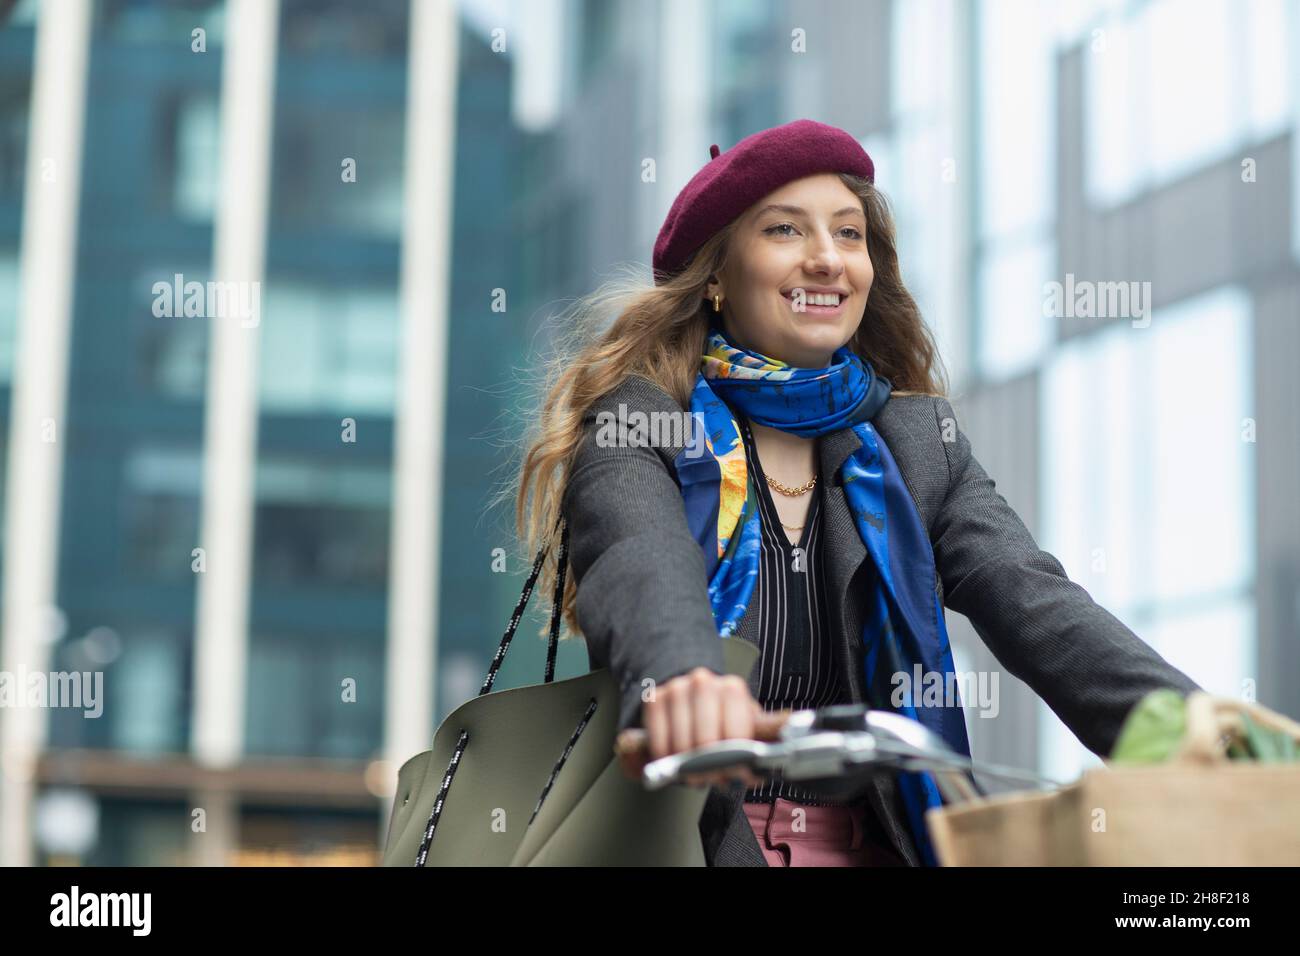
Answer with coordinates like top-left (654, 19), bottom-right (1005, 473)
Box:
top-left (786, 326), bottom-right (849, 359)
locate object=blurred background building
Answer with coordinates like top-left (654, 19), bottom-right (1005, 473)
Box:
top-left (0, 0), bottom-right (1296, 864)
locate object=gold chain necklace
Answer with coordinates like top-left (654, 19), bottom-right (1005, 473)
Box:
top-left (766, 473), bottom-right (817, 497)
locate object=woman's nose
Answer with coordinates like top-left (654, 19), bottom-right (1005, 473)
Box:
top-left (805, 235), bottom-right (845, 275)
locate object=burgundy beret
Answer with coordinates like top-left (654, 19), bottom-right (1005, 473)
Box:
top-left (652, 118), bottom-right (875, 285)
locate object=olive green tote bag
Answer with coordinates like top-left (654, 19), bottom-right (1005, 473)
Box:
top-left (382, 518), bottom-right (759, 866)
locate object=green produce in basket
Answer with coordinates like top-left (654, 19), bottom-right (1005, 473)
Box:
top-left (1109, 689), bottom-right (1187, 764)
top-left (1110, 690), bottom-right (1300, 764)
top-left (1240, 713), bottom-right (1300, 762)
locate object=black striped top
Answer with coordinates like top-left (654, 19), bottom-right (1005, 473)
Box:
top-left (737, 415), bottom-right (855, 806)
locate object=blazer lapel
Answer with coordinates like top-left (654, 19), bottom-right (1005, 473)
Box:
top-left (818, 427), bottom-right (869, 677)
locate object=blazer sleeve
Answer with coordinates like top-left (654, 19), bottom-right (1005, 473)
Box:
top-left (928, 396), bottom-right (1203, 759)
top-left (560, 374), bottom-right (726, 733)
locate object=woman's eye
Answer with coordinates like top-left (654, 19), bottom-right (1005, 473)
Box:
top-left (764, 223), bottom-right (863, 240)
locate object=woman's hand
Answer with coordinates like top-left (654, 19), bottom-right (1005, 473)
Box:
top-left (615, 667), bottom-right (790, 789)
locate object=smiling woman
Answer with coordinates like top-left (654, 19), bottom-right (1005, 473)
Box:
top-left (499, 120), bottom-right (950, 865)
top-left (501, 118), bottom-right (1201, 868)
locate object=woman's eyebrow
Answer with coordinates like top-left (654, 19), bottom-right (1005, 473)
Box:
top-left (755, 203), bottom-right (865, 220)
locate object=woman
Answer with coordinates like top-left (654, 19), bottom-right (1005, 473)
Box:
top-left (510, 119), bottom-right (1202, 867)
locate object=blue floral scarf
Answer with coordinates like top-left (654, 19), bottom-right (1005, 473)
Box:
top-left (672, 325), bottom-right (971, 866)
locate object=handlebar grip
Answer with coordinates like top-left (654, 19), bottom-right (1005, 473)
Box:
top-left (613, 709), bottom-right (793, 780)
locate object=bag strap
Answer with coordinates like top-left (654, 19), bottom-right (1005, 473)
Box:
top-left (413, 514), bottom-right (579, 867)
top-left (478, 513), bottom-right (569, 696)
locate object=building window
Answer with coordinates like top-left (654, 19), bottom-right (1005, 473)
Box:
top-left (252, 455), bottom-right (392, 589)
top-left (972, 0), bottom-right (1059, 385)
top-left (95, 0), bottom-right (227, 45)
top-left (1038, 285), bottom-right (1254, 780)
top-left (0, 77), bottom-right (31, 203)
top-left (977, 0), bottom-right (1056, 242)
top-left (246, 634), bottom-right (383, 759)
top-left (270, 106), bottom-right (406, 239)
top-left (1084, 0), bottom-right (1291, 208)
top-left (133, 265), bottom-right (211, 400)
top-left (161, 94), bottom-right (221, 223)
top-left (122, 445), bottom-right (204, 581)
top-left (577, 0), bottom-right (616, 85)
top-left (977, 237), bottom-right (1055, 382)
top-left (47, 623), bottom-right (191, 756)
top-left (258, 280), bottom-right (399, 416)
top-left (278, 0), bottom-right (409, 59)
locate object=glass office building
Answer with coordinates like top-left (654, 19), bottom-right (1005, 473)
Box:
top-left (0, 0), bottom-right (538, 865)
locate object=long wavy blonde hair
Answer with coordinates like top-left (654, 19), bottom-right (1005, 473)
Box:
top-left (495, 173), bottom-right (948, 642)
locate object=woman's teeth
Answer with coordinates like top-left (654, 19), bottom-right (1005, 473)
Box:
top-left (785, 292), bottom-right (842, 305)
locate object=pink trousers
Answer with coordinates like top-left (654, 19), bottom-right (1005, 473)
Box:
top-left (742, 797), bottom-right (909, 867)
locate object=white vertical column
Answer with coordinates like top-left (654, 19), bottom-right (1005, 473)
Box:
top-left (0, 0), bottom-right (93, 868)
top-left (382, 0), bottom-right (459, 790)
top-left (655, 0), bottom-right (710, 247)
top-left (191, 0), bottom-right (280, 772)
top-left (1291, 0), bottom-right (1300, 264)
top-left (512, 0), bottom-right (564, 131)
top-left (946, 0), bottom-right (975, 394)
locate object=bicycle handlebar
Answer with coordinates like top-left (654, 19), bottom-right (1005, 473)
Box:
top-left (615, 704), bottom-right (1064, 805)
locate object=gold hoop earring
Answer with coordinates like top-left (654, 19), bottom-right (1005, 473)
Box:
top-left (713, 294), bottom-right (722, 313)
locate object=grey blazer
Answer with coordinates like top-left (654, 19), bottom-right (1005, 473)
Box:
top-left (560, 373), bottom-right (1202, 866)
